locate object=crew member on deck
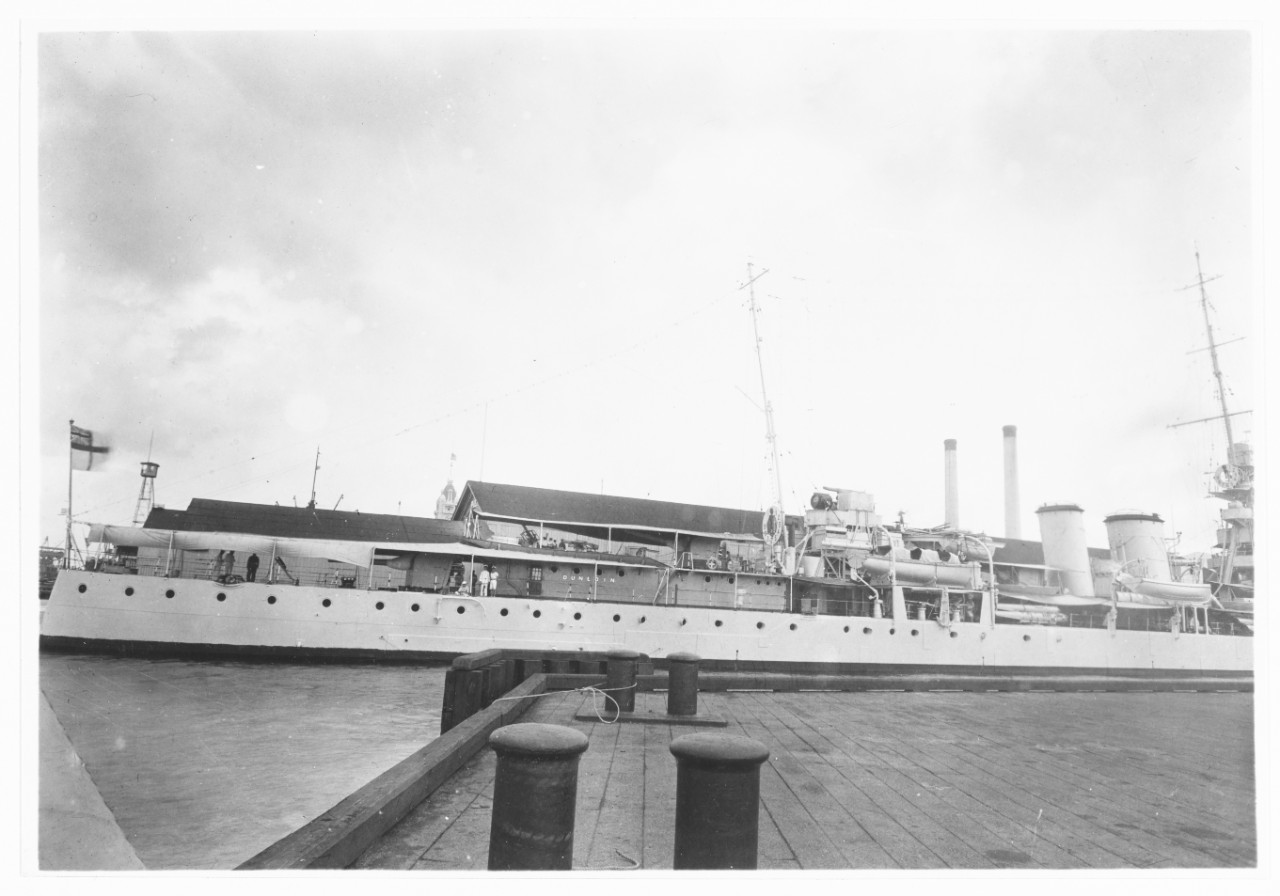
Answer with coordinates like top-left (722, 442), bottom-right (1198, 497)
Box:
top-left (478, 566), bottom-right (491, 596)
top-left (246, 553), bottom-right (260, 582)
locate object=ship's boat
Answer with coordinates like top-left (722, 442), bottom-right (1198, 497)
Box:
top-left (1114, 573), bottom-right (1213, 606)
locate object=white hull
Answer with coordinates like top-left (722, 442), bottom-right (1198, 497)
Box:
top-left (41, 571), bottom-right (1253, 676)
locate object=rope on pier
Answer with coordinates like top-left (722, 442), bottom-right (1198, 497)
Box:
top-left (492, 682), bottom-right (638, 724)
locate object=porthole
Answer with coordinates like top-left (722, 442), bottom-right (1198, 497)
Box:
top-left (165, 589), bottom-right (175, 598)
top-left (715, 619), bottom-right (723, 627)
top-left (550, 566), bottom-right (558, 573)
top-left (612, 614), bottom-right (621, 622)
top-left (573, 567), bottom-right (581, 575)
top-left (863, 627), bottom-right (873, 635)
top-left (456, 606), bottom-right (466, 615)
top-left (500, 608), bottom-right (509, 616)
top-left (755, 579), bottom-right (762, 585)
top-left (1023, 634), bottom-right (1031, 642)
top-left (533, 609), bottom-right (542, 618)
top-left (217, 593), bottom-right (226, 602)
top-left (573, 612), bottom-right (582, 620)
top-left (704, 575), bottom-right (712, 583)
top-left (375, 601), bottom-right (385, 610)
top-left (680, 618), bottom-right (687, 626)
top-left (757, 621), bottom-right (765, 629)
top-left (843, 625), bottom-right (849, 633)
top-left (323, 598), bottom-right (332, 608)
top-left (639, 615), bottom-right (646, 623)
top-left (411, 603), bottom-right (420, 612)
top-left (267, 595), bottom-right (276, 605)
top-left (618, 569), bottom-right (626, 577)
top-left (789, 623), bottom-right (797, 631)
top-left (889, 628), bottom-right (896, 635)
top-left (78, 584), bottom-right (87, 593)
top-left (125, 587), bottom-right (134, 596)
top-left (911, 629), bottom-right (919, 637)
top-left (950, 631), bottom-right (959, 639)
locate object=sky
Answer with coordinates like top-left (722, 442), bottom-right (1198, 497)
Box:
top-left (29, 24), bottom-right (1258, 558)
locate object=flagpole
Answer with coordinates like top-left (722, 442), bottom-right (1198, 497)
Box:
top-left (65, 418), bottom-right (74, 569)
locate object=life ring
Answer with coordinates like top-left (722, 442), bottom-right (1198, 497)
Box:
top-left (1214, 464), bottom-right (1241, 490)
top-left (706, 558), bottom-right (720, 571)
top-left (763, 504), bottom-right (785, 545)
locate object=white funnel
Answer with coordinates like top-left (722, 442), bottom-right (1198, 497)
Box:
top-left (1104, 512), bottom-right (1171, 581)
top-left (1035, 503), bottom-right (1094, 597)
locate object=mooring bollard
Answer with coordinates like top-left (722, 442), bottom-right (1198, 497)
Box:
top-left (606, 649), bottom-right (641, 713)
top-left (667, 652), bottom-right (701, 716)
top-left (669, 733), bottom-right (770, 870)
top-left (487, 723), bottom-right (590, 871)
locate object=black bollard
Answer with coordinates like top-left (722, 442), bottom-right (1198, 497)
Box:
top-left (669, 733), bottom-right (770, 870)
top-left (666, 652), bottom-right (701, 716)
top-left (487, 723), bottom-right (590, 870)
top-left (605, 649), bottom-right (641, 713)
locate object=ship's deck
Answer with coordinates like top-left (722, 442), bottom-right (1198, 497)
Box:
top-left (353, 687), bottom-right (1256, 870)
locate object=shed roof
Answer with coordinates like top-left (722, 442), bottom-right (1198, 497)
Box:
top-left (143, 498), bottom-right (465, 543)
top-left (454, 481), bottom-right (798, 538)
top-left (989, 536), bottom-right (1111, 566)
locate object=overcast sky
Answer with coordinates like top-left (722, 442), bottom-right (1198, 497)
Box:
top-left (34, 26), bottom-right (1255, 554)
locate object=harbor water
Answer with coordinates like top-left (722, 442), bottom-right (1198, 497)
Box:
top-left (40, 652), bottom-right (448, 870)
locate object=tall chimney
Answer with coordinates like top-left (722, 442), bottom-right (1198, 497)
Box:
top-left (944, 438), bottom-right (959, 528)
top-left (1003, 425), bottom-right (1021, 538)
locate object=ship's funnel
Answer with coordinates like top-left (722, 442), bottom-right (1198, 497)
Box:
top-left (944, 438), bottom-right (959, 528)
top-left (1103, 511), bottom-right (1171, 581)
top-left (1035, 503), bottom-right (1094, 597)
top-left (1003, 425), bottom-right (1021, 539)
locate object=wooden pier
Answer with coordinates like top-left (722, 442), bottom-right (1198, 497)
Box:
top-left (242, 653), bottom-right (1255, 872)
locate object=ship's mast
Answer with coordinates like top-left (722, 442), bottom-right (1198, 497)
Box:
top-left (1194, 251), bottom-right (1236, 453)
top-left (1173, 252), bottom-right (1251, 476)
top-left (741, 263), bottom-right (786, 548)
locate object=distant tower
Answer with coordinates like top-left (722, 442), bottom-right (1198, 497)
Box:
top-left (435, 453), bottom-right (458, 520)
top-left (134, 461), bottom-right (160, 524)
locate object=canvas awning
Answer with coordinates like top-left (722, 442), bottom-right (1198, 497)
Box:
top-left (86, 524), bottom-right (666, 569)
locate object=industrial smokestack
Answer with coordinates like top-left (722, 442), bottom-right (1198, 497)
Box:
top-left (944, 438), bottom-right (959, 528)
top-left (1003, 425), bottom-right (1021, 538)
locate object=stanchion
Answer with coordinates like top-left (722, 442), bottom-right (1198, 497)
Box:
top-left (669, 733), bottom-right (769, 869)
top-left (667, 652), bottom-right (701, 716)
top-left (487, 723), bottom-right (590, 870)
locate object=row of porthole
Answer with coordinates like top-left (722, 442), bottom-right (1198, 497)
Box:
top-left (685, 575), bottom-right (786, 586)
top-left (100, 583), bottom-right (969, 638)
top-left (549, 565), bottom-right (626, 577)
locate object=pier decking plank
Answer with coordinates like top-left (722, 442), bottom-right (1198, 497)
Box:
top-left (351, 689), bottom-right (1255, 871)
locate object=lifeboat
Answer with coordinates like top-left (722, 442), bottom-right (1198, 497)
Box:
top-left (861, 554), bottom-right (980, 589)
top-left (1113, 573), bottom-right (1212, 606)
